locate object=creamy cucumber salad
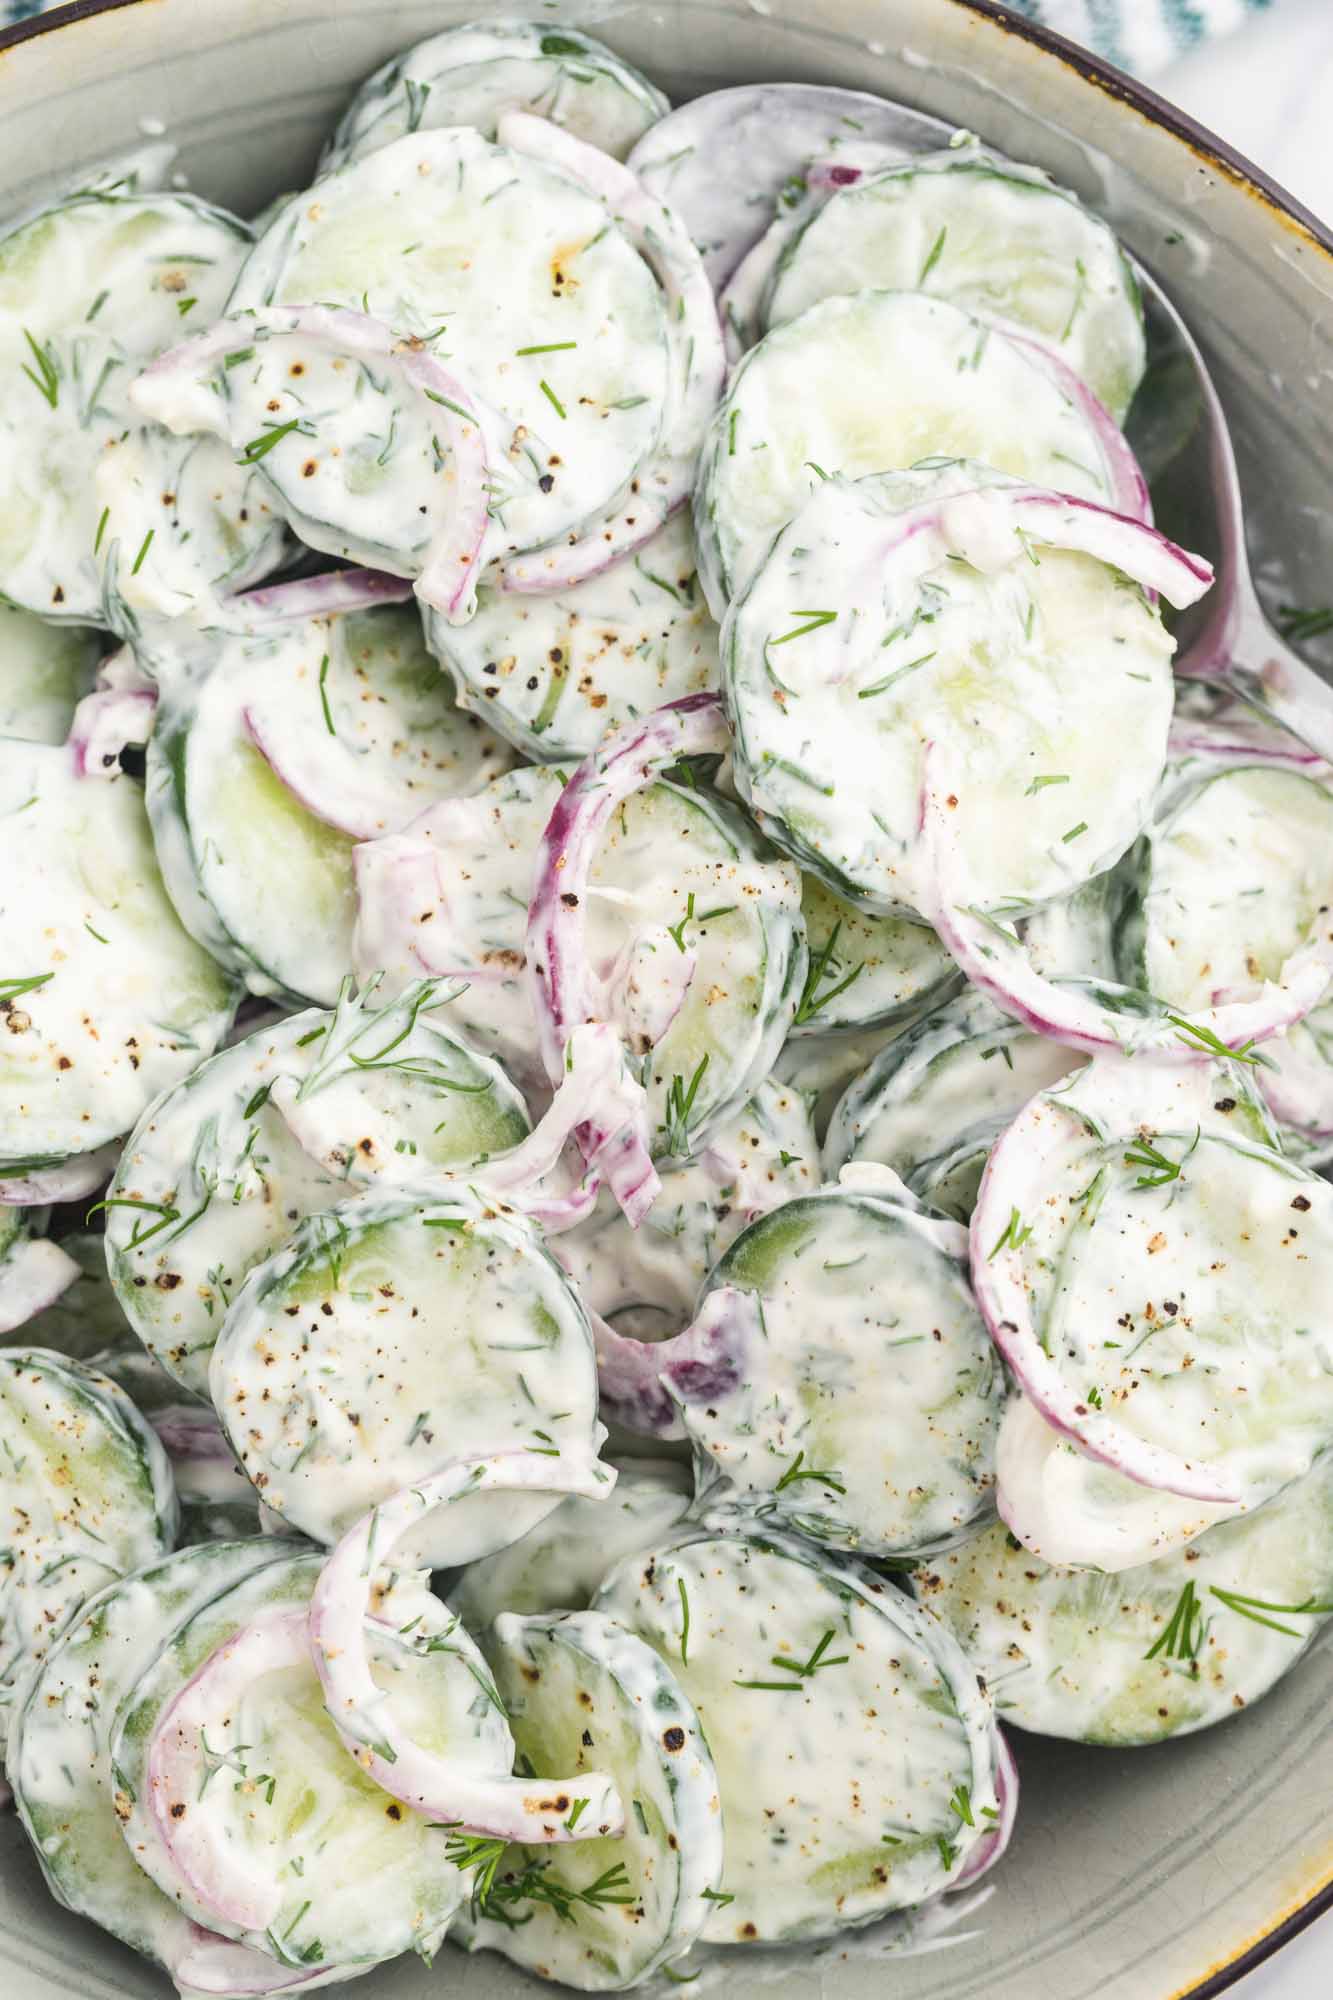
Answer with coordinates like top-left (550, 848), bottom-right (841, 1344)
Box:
top-left (2, 20), bottom-right (1331, 1997)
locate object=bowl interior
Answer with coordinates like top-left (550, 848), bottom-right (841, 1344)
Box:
top-left (0, 4), bottom-right (1331, 1998)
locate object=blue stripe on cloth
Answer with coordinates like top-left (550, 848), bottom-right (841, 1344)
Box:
top-left (991, 0), bottom-right (1271, 73)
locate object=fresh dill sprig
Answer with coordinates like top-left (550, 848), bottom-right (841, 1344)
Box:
top-left (20, 327), bottom-right (59, 408)
top-left (792, 919), bottom-right (865, 1027)
top-left (987, 1207), bottom-right (1034, 1260)
top-left (1124, 1125), bottom-right (1200, 1190)
top-left (735, 1628), bottom-right (850, 1690)
top-left (1167, 1015), bottom-right (1271, 1068)
top-left (770, 609), bottom-right (837, 647)
top-left (1209, 1586), bottom-right (1333, 1637)
top-left (1144, 1578), bottom-right (1205, 1661)
top-left (665, 892), bottom-right (737, 952)
top-left (660, 1054), bottom-right (709, 1158)
top-left (774, 1450), bottom-right (846, 1496)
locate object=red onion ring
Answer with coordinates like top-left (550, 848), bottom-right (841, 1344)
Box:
top-left (308, 1449), bottom-right (625, 1841)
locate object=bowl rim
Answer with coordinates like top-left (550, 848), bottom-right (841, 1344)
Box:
top-left (0, 0), bottom-right (1328, 1994)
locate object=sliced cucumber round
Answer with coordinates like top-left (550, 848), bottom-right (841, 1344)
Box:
top-left (594, 1524), bottom-right (1002, 1941)
top-left (8, 1538), bottom-right (291, 1972)
top-left (627, 83), bottom-right (942, 285)
top-left (976, 1058), bottom-right (1333, 1562)
top-left (145, 595), bottom-right (508, 1004)
top-left (228, 128), bottom-right (670, 565)
top-left (0, 1347), bottom-right (176, 1745)
top-left (0, 189), bottom-right (284, 624)
top-left (448, 1458), bottom-right (692, 1632)
top-left (793, 875), bottom-right (959, 1036)
top-left (774, 1020), bottom-right (906, 1141)
top-left (694, 292), bottom-right (1132, 612)
top-left (110, 1548), bottom-right (509, 1968)
top-left (824, 988), bottom-right (1086, 1219)
top-left (1114, 763), bottom-right (1333, 1013)
top-left (557, 1078), bottom-right (818, 1343)
top-left (765, 151), bottom-right (1145, 422)
top-left (723, 464), bottom-right (1180, 918)
top-left (918, 1450), bottom-right (1333, 1745)
top-left (0, 605), bottom-right (100, 744)
top-left (321, 21), bottom-right (668, 172)
top-left (355, 762), bottom-right (805, 1148)
top-left (673, 1179), bottom-right (1002, 1555)
top-left (0, 740), bottom-right (238, 1174)
top-left (423, 510), bottom-right (720, 763)
top-left (105, 978), bottom-right (528, 1398)
top-left (456, 1608), bottom-right (723, 1989)
top-left (209, 1182), bottom-right (600, 1564)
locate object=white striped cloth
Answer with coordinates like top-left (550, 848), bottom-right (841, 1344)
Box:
top-left (0, 0), bottom-right (1274, 76)
top-left (1001, 0), bottom-right (1271, 74)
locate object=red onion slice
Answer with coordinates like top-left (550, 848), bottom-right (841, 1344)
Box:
top-left (920, 762), bottom-right (1333, 1059)
top-left (953, 1729), bottom-right (1019, 1889)
top-left (135, 306), bottom-right (489, 626)
top-left (308, 1450), bottom-right (625, 1840)
top-left (147, 1607), bottom-right (311, 1934)
top-left (69, 683), bottom-right (157, 779)
top-left (968, 1065), bottom-right (1243, 1504)
top-left (592, 1285), bottom-right (764, 1439)
top-left (241, 701), bottom-right (408, 842)
top-left (0, 1236), bottom-right (80, 1335)
top-left (170, 1925), bottom-right (334, 1996)
top-left (494, 113), bottom-right (724, 595)
top-left (526, 693), bottom-right (732, 1221)
top-left (1003, 334), bottom-right (1150, 525)
top-left (236, 568), bottom-right (415, 624)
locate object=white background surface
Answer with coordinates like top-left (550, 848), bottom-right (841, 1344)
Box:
top-left (1152, 0), bottom-right (1331, 1992)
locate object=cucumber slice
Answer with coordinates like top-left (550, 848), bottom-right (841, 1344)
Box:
top-left (823, 988), bottom-right (1086, 1219)
top-left (627, 83), bottom-right (941, 284)
top-left (557, 1078), bottom-right (818, 1343)
top-left (594, 1525), bottom-right (1002, 1941)
top-left (355, 763), bottom-right (805, 1148)
top-left (10, 1232), bottom-right (134, 1362)
top-left (110, 1549), bottom-right (510, 1968)
top-left (0, 741), bottom-right (238, 1172)
top-left (456, 1609), bottom-right (723, 1988)
top-left (675, 1180), bottom-right (1002, 1555)
top-left (105, 979), bottom-right (529, 1397)
top-left (228, 128), bottom-right (670, 564)
top-left (0, 605), bottom-right (99, 743)
top-left (1114, 764), bottom-right (1333, 1013)
top-left (322, 21), bottom-right (668, 172)
top-left (209, 1183), bottom-right (600, 1564)
top-left (976, 1058), bottom-right (1333, 1561)
top-left (0, 190), bottom-right (284, 623)
top-left (774, 1020), bottom-right (906, 1141)
top-left (0, 1213), bottom-right (76, 1337)
top-left (447, 1459), bottom-right (692, 1631)
top-left (765, 151), bottom-right (1145, 422)
top-left (423, 511), bottom-right (720, 763)
top-left (695, 292), bottom-right (1131, 612)
top-left (792, 875), bottom-right (960, 1036)
top-left (87, 1345), bottom-right (261, 1545)
top-left (722, 464), bottom-right (1178, 918)
top-left (0, 1347), bottom-right (176, 1745)
top-left (7, 1539), bottom-right (291, 1972)
top-left (918, 1451), bottom-right (1333, 1745)
top-left (145, 594), bottom-right (506, 1003)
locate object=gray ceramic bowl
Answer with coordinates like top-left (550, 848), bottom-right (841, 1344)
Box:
top-left (0, 3), bottom-right (1330, 1997)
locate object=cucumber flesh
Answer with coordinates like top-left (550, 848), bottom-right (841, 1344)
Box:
top-left (766, 151), bottom-right (1146, 422)
top-left (794, 874), bottom-right (959, 1036)
top-left (457, 1609), bottom-right (723, 1989)
top-left (111, 1550), bottom-right (510, 1967)
top-left (424, 510), bottom-right (720, 763)
top-left (695, 292), bottom-right (1127, 612)
top-left (0, 1347), bottom-right (177, 1747)
top-left (920, 1449), bottom-right (1333, 1745)
top-left (0, 606), bottom-right (100, 744)
top-left (7, 1539), bottom-right (292, 1970)
top-left (209, 1184), bottom-right (600, 1564)
top-left (0, 740), bottom-right (237, 1171)
top-left (678, 1185), bottom-right (1002, 1556)
top-left (595, 1526), bottom-right (1000, 1942)
top-left (105, 981), bottom-right (529, 1397)
top-left (321, 21), bottom-right (668, 172)
top-left (447, 1459), bottom-right (693, 1631)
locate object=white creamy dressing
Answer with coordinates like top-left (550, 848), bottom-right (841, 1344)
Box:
top-left (208, 1184), bottom-right (601, 1564)
top-left (458, 1609), bottom-right (724, 1988)
top-left (676, 1183), bottom-right (1003, 1555)
top-left (595, 1527), bottom-right (999, 1942)
top-left (724, 465), bottom-right (1174, 916)
top-left (355, 763), bottom-right (804, 1146)
top-left (0, 606), bottom-right (99, 745)
top-left (695, 291), bottom-right (1122, 613)
top-left (0, 189), bottom-right (284, 625)
top-left (0, 741), bottom-right (237, 1169)
top-left (227, 128), bottom-right (670, 565)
